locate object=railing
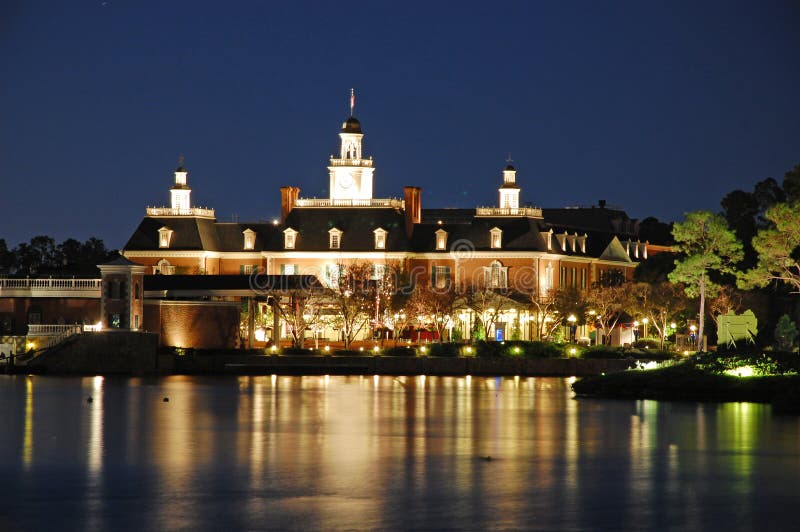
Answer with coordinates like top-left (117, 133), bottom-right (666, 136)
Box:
top-left (328, 158), bottom-right (374, 167)
top-left (146, 206), bottom-right (216, 218)
top-left (27, 324), bottom-right (83, 336)
top-left (295, 198), bottom-right (405, 209)
top-left (475, 207), bottom-right (543, 218)
top-left (0, 278), bottom-right (102, 290)
top-left (26, 324), bottom-right (83, 350)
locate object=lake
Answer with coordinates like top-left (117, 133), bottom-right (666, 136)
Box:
top-left (0, 375), bottom-right (798, 531)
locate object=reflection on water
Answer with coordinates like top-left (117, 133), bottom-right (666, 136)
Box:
top-left (0, 375), bottom-right (798, 531)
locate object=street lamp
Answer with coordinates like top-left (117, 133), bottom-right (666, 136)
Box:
top-left (642, 317), bottom-right (649, 339)
top-left (633, 320), bottom-right (640, 343)
top-left (567, 314), bottom-right (577, 342)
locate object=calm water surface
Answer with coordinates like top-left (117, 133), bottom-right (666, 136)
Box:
top-left (0, 375), bottom-right (798, 531)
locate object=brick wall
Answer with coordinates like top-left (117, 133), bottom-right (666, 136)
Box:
top-left (146, 300), bottom-right (239, 349)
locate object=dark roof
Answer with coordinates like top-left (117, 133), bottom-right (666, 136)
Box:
top-left (341, 116), bottom-right (362, 133)
top-left (175, 166), bottom-right (187, 173)
top-left (541, 207), bottom-right (639, 237)
top-left (283, 207), bottom-right (408, 251)
top-left (124, 217), bottom-right (221, 251)
top-left (100, 255), bottom-right (144, 267)
top-left (504, 164), bottom-right (515, 171)
top-left (411, 216), bottom-right (546, 252)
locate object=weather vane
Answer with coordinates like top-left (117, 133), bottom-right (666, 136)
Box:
top-left (350, 88), bottom-right (355, 117)
top-left (178, 154), bottom-right (185, 167)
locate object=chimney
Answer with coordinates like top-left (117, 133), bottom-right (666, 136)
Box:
top-left (280, 186), bottom-right (300, 222)
top-left (403, 186), bottom-right (422, 237)
top-left (598, 199), bottom-right (606, 209)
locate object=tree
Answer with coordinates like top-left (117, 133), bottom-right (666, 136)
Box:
top-left (707, 285), bottom-right (744, 329)
top-left (324, 262), bottom-right (397, 350)
top-left (783, 164), bottom-right (800, 202)
top-left (774, 315), bottom-right (798, 351)
top-left (668, 211), bottom-right (743, 351)
top-left (459, 281), bottom-right (511, 341)
top-left (273, 292), bottom-right (323, 349)
top-left (526, 289), bottom-right (562, 341)
top-left (739, 201), bottom-right (800, 294)
top-left (584, 284), bottom-right (626, 345)
top-left (627, 282), bottom-right (688, 349)
top-left (408, 283), bottom-right (456, 343)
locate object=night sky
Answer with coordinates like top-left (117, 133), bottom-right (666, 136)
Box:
top-left (2, 1), bottom-right (798, 248)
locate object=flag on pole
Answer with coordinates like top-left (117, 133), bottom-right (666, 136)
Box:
top-left (350, 88), bottom-right (355, 116)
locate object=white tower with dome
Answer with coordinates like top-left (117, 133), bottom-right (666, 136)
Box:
top-left (328, 89), bottom-right (375, 201)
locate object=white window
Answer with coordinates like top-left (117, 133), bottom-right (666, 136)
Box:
top-left (243, 228), bottom-right (256, 250)
top-left (324, 264), bottom-right (341, 287)
top-left (283, 228), bottom-right (297, 250)
top-left (484, 261), bottom-right (508, 288)
top-left (155, 259), bottom-right (175, 275)
top-left (280, 264), bottom-right (297, 275)
top-left (371, 264), bottom-right (387, 280)
top-left (329, 228), bottom-right (343, 250)
top-left (435, 229), bottom-right (448, 251)
top-left (158, 227), bottom-right (173, 248)
top-left (374, 228), bottom-right (387, 250)
top-left (432, 265), bottom-right (451, 289)
top-left (543, 263), bottom-right (554, 292)
top-left (242, 264), bottom-right (257, 275)
top-left (490, 227), bottom-right (502, 249)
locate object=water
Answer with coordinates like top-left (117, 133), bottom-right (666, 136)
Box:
top-left (0, 375), bottom-right (798, 531)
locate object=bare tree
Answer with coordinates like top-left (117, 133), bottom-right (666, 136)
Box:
top-left (627, 282), bottom-right (689, 349)
top-left (584, 284), bottom-right (626, 345)
top-left (408, 283), bottom-right (457, 343)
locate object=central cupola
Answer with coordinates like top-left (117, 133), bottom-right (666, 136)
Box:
top-left (328, 89), bottom-right (375, 200)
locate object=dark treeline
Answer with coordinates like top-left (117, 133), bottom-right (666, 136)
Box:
top-left (0, 236), bottom-right (118, 277)
top-left (636, 163), bottom-right (800, 346)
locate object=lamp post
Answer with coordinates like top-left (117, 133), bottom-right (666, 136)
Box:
top-left (567, 314), bottom-right (577, 342)
top-left (642, 317), bottom-right (649, 339)
top-left (633, 320), bottom-right (640, 343)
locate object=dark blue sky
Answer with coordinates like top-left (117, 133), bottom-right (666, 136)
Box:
top-left (2, 1), bottom-right (798, 248)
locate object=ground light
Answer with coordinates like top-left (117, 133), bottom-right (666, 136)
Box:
top-left (373, 346), bottom-right (379, 353)
top-left (724, 366), bottom-right (755, 378)
top-left (324, 346), bottom-right (330, 352)
top-left (420, 346), bottom-right (427, 354)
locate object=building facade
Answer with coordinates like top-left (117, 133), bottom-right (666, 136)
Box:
top-left (122, 101), bottom-right (658, 344)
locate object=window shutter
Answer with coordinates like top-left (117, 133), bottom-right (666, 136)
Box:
top-left (431, 266), bottom-right (437, 287)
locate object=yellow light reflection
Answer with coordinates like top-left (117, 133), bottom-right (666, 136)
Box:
top-left (23, 377), bottom-right (33, 469)
top-left (88, 376), bottom-right (104, 477)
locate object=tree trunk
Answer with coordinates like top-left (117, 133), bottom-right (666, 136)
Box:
top-left (698, 274), bottom-right (706, 352)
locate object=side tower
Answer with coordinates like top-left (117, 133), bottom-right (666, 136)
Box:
top-left (499, 162), bottom-right (520, 209)
top-left (170, 158), bottom-right (191, 212)
top-left (328, 89), bottom-right (375, 200)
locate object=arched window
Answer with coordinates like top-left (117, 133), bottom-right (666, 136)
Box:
top-left (484, 260), bottom-right (508, 289)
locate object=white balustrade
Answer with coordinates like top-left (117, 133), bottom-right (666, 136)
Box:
top-left (0, 277), bottom-right (102, 291)
top-left (295, 198), bottom-right (404, 209)
top-left (146, 206), bottom-right (216, 218)
top-left (475, 207), bottom-right (543, 218)
top-left (328, 158), bottom-right (374, 167)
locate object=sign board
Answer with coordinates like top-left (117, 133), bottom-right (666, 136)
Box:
top-left (716, 310), bottom-right (758, 347)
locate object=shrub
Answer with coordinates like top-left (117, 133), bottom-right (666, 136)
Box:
top-left (282, 347), bottom-right (316, 356)
top-left (333, 349), bottom-right (364, 356)
top-left (427, 343), bottom-right (459, 357)
top-left (382, 346), bottom-right (416, 357)
top-left (581, 345), bottom-right (627, 359)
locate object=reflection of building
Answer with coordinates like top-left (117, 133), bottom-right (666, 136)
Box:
top-left (119, 96), bottom-right (663, 343)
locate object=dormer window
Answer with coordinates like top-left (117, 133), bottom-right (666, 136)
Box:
top-left (158, 226), bottom-right (173, 248)
top-left (568, 233), bottom-right (576, 252)
top-left (283, 228), bottom-right (298, 250)
top-left (374, 228), bottom-right (387, 250)
top-left (243, 228), bottom-right (256, 250)
top-left (556, 232), bottom-right (568, 252)
top-left (577, 234), bottom-right (587, 254)
top-left (546, 229), bottom-right (553, 251)
top-left (435, 229), bottom-right (448, 251)
top-left (490, 227), bottom-right (502, 249)
top-left (329, 227), bottom-right (343, 250)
